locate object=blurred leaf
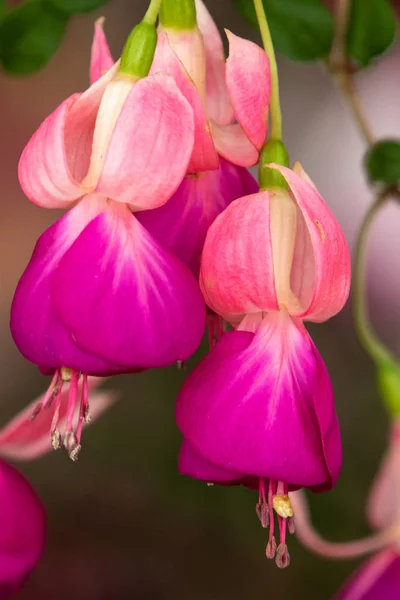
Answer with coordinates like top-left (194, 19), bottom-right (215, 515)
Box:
top-left (233, 0), bottom-right (334, 61)
top-left (347, 0), bottom-right (396, 67)
top-left (50, 0), bottom-right (110, 14)
top-left (0, 0), bottom-right (69, 75)
top-left (0, 0), bottom-right (6, 19)
top-left (365, 139), bottom-right (400, 186)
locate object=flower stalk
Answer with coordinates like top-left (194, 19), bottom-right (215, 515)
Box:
top-left (253, 0), bottom-right (282, 141)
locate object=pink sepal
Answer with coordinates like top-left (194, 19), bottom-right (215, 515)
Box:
top-left (90, 18), bottom-right (114, 84)
top-left (269, 162), bottom-right (351, 322)
top-left (95, 73), bottom-right (195, 210)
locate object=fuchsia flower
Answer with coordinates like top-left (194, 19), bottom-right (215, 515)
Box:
top-left (11, 20), bottom-right (206, 458)
top-left (176, 162), bottom-right (351, 565)
top-left (137, 0), bottom-right (267, 276)
top-left (292, 421), bottom-right (400, 599)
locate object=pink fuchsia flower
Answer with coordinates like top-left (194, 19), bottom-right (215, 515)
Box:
top-left (176, 310), bottom-right (341, 566)
top-left (290, 421), bottom-right (400, 598)
top-left (92, 17), bottom-right (259, 279)
top-left (176, 162), bottom-right (351, 564)
top-left (0, 462), bottom-right (45, 597)
top-left (155, 0), bottom-right (271, 170)
top-left (134, 0), bottom-right (266, 276)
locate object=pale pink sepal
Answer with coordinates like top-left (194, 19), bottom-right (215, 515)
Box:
top-left (90, 18), bottom-right (114, 84)
top-left (269, 162), bottom-right (351, 322)
top-left (194, 0), bottom-right (234, 126)
top-left (95, 72), bottom-right (195, 210)
top-left (200, 192), bottom-right (279, 320)
top-left (210, 122), bottom-right (259, 167)
top-left (18, 64), bottom-right (118, 209)
top-left (226, 31), bottom-right (270, 151)
top-left (0, 378), bottom-right (116, 460)
top-left (151, 31), bottom-right (218, 173)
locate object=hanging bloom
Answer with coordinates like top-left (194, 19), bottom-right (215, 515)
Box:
top-left (176, 161), bottom-right (351, 564)
top-left (92, 10), bottom-right (262, 278)
top-left (0, 462), bottom-right (45, 597)
top-left (291, 421), bottom-right (400, 599)
top-left (12, 19), bottom-right (206, 457)
top-left (135, 0), bottom-right (267, 276)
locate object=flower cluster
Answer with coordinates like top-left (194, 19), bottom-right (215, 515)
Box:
top-left (4, 0), bottom-right (351, 590)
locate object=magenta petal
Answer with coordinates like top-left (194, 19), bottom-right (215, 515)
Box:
top-left (51, 205), bottom-right (206, 368)
top-left (137, 158), bottom-right (258, 277)
top-left (335, 551), bottom-right (400, 600)
top-left (0, 461), bottom-right (45, 595)
top-left (176, 312), bottom-right (341, 489)
top-left (10, 197), bottom-right (122, 374)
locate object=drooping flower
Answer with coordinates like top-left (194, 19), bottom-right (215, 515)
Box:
top-left (291, 420), bottom-right (400, 599)
top-left (92, 11), bottom-right (262, 278)
top-left (0, 462), bottom-right (45, 597)
top-left (12, 20), bottom-right (206, 457)
top-left (176, 161), bottom-right (351, 564)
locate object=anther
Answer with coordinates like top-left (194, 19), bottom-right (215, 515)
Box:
top-left (63, 430), bottom-right (78, 452)
top-left (61, 367), bottom-right (73, 382)
top-left (51, 429), bottom-right (62, 450)
top-left (176, 360), bottom-right (185, 370)
top-left (256, 502), bottom-right (269, 528)
top-left (69, 443), bottom-right (82, 462)
top-left (265, 536), bottom-right (277, 559)
top-left (272, 494), bottom-right (293, 518)
top-left (275, 543), bottom-right (290, 569)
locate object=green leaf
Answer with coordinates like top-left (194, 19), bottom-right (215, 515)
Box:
top-left (365, 140), bottom-right (400, 186)
top-left (233, 0), bottom-right (334, 61)
top-left (347, 0), bottom-right (396, 67)
top-left (50, 0), bottom-right (110, 14)
top-left (0, 1), bottom-right (69, 75)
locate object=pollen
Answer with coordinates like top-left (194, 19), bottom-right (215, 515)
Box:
top-left (272, 494), bottom-right (294, 518)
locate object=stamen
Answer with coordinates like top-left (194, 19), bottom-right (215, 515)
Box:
top-left (288, 516), bottom-right (295, 535)
top-left (51, 429), bottom-right (62, 450)
top-left (176, 360), bottom-right (185, 370)
top-left (256, 478), bottom-right (269, 528)
top-left (276, 543), bottom-right (290, 569)
top-left (30, 370), bottom-right (60, 420)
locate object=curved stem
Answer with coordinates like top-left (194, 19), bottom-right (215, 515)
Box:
top-left (353, 193), bottom-right (394, 365)
top-left (253, 0), bottom-right (282, 140)
top-left (143, 0), bottom-right (162, 25)
top-left (291, 490), bottom-right (400, 559)
top-left (324, 0), bottom-right (375, 145)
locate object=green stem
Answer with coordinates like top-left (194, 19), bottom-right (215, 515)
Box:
top-left (353, 193), bottom-right (394, 364)
top-left (253, 0), bottom-right (282, 140)
top-left (143, 0), bottom-right (162, 25)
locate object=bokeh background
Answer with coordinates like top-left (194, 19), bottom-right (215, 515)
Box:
top-left (1, 0), bottom-right (399, 598)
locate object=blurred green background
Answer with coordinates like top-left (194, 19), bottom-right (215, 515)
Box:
top-left (0, 0), bottom-right (398, 598)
